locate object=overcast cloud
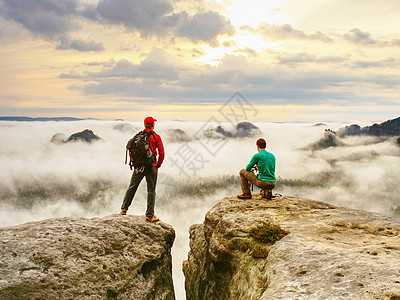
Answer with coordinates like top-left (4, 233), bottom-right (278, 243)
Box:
top-left (241, 23), bottom-right (333, 42)
top-left (57, 37), bottom-right (104, 51)
top-left (0, 0), bottom-right (79, 38)
top-left (344, 28), bottom-right (376, 45)
top-left (0, 0), bottom-right (234, 47)
top-left (0, 0), bottom-right (399, 120)
top-left (58, 47), bottom-right (400, 106)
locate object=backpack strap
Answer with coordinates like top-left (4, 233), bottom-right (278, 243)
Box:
top-left (146, 130), bottom-right (156, 140)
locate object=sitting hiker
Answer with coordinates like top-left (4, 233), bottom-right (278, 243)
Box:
top-left (237, 138), bottom-right (276, 200)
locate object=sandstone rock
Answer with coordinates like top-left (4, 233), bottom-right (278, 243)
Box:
top-left (66, 129), bottom-right (101, 143)
top-left (337, 124), bottom-right (363, 138)
top-left (306, 129), bottom-right (345, 151)
top-left (235, 121), bottom-right (262, 138)
top-left (204, 125), bottom-right (233, 139)
top-left (166, 129), bottom-right (193, 143)
top-left (50, 133), bottom-right (67, 144)
top-left (311, 123), bottom-right (326, 127)
top-left (0, 215), bottom-right (175, 300)
top-left (203, 122), bottom-right (262, 139)
top-left (183, 195), bottom-right (400, 299)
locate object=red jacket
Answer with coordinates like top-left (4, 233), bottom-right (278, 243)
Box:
top-left (143, 128), bottom-right (165, 167)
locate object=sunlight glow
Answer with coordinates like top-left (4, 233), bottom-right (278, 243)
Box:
top-left (225, 0), bottom-right (288, 27)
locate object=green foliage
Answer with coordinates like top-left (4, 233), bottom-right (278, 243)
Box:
top-left (368, 117), bottom-right (400, 136)
top-left (226, 238), bottom-right (269, 259)
top-left (226, 237), bottom-right (251, 252)
top-left (9, 179), bottom-right (115, 208)
top-left (173, 175), bottom-right (239, 198)
top-left (276, 176), bottom-right (322, 188)
top-left (249, 244), bottom-right (269, 259)
top-left (249, 221), bottom-right (290, 244)
top-left (226, 221), bottom-right (289, 259)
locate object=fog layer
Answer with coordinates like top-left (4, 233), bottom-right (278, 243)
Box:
top-left (0, 120), bottom-right (399, 299)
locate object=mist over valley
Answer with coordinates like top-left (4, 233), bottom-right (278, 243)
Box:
top-left (0, 118), bottom-right (399, 298)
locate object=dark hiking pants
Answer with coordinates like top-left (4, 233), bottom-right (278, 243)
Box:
top-left (121, 166), bottom-right (158, 218)
top-left (239, 169), bottom-right (276, 194)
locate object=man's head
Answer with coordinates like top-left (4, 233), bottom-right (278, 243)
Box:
top-left (144, 116), bottom-right (157, 129)
top-left (256, 138), bottom-right (266, 150)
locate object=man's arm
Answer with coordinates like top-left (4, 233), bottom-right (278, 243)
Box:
top-left (156, 134), bottom-right (165, 167)
top-left (245, 153), bottom-right (258, 171)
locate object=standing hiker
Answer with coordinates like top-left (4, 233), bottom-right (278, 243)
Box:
top-left (120, 116), bottom-right (165, 223)
top-left (237, 138), bottom-right (276, 200)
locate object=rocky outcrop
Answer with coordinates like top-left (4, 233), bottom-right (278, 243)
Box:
top-left (183, 195), bottom-right (400, 299)
top-left (66, 129), bottom-right (101, 143)
top-left (166, 129), bottom-right (193, 143)
top-left (306, 129), bottom-right (345, 151)
top-left (204, 121), bottom-right (262, 139)
top-left (235, 122), bottom-right (262, 138)
top-left (337, 124), bottom-right (365, 137)
top-left (0, 215), bottom-right (175, 300)
top-left (50, 129), bottom-right (102, 144)
top-left (50, 132), bottom-right (68, 144)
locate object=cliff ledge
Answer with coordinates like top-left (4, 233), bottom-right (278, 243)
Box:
top-left (183, 195), bottom-right (400, 299)
top-left (0, 215), bottom-right (175, 300)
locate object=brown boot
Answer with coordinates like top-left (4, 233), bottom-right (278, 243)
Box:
top-left (266, 190), bottom-right (273, 200)
top-left (237, 193), bottom-right (252, 199)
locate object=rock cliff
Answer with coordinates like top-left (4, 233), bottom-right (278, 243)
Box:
top-left (183, 195), bottom-right (400, 299)
top-left (0, 215), bottom-right (175, 300)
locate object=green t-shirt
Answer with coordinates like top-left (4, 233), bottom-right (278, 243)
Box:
top-left (246, 149), bottom-right (276, 182)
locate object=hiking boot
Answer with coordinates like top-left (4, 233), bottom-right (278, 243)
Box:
top-left (237, 193), bottom-right (252, 199)
top-left (120, 209), bottom-right (127, 215)
top-left (145, 216), bottom-right (160, 223)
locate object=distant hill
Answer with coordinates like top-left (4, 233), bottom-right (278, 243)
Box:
top-left (338, 117), bottom-right (400, 137)
top-left (367, 117), bottom-right (400, 136)
top-left (0, 116), bottom-right (97, 122)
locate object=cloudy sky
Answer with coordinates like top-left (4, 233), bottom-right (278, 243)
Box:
top-left (0, 0), bottom-right (399, 121)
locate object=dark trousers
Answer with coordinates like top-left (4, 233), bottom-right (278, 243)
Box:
top-left (121, 166), bottom-right (158, 218)
top-left (239, 169), bottom-right (276, 194)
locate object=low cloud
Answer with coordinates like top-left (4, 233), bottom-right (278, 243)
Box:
top-left (278, 53), bottom-right (347, 65)
top-left (0, 0), bottom-right (235, 47)
top-left (344, 28), bottom-right (376, 45)
top-left (57, 37), bottom-right (104, 52)
top-left (192, 47), bottom-right (205, 56)
top-left (87, 0), bottom-right (173, 34)
top-left (0, 0), bottom-right (79, 38)
top-left (177, 11), bottom-right (235, 46)
top-left (85, 0), bottom-right (235, 45)
top-left (241, 23), bottom-right (333, 42)
top-left (234, 47), bottom-right (257, 57)
top-left (352, 58), bottom-right (399, 69)
top-left (391, 39), bottom-right (400, 47)
top-left (87, 48), bottom-right (183, 80)
top-left (0, 120), bottom-right (398, 299)
top-left (222, 40), bottom-right (236, 48)
top-left (61, 50), bottom-right (400, 105)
